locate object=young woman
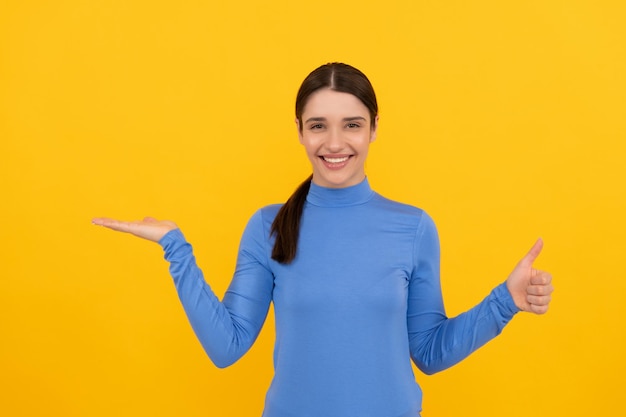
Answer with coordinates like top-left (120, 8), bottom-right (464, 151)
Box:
top-left (93, 63), bottom-right (553, 417)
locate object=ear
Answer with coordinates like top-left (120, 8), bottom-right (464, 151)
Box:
top-left (370, 115), bottom-right (379, 143)
top-left (295, 118), bottom-right (304, 144)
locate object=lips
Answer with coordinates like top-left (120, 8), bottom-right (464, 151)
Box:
top-left (322, 156), bottom-right (349, 163)
top-left (318, 155), bottom-right (352, 170)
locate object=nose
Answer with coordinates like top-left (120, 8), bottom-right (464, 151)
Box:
top-left (326, 127), bottom-right (344, 152)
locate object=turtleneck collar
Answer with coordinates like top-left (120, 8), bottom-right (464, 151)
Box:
top-left (306, 177), bottom-right (375, 207)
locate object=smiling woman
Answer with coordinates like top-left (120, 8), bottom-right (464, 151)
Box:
top-left (92, 62), bottom-right (553, 417)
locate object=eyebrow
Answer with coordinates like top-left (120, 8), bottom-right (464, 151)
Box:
top-left (304, 116), bottom-right (367, 124)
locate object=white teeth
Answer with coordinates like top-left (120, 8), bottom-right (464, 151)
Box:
top-left (323, 156), bottom-right (349, 163)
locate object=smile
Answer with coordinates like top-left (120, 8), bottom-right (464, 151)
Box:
top-left (322, 156), bottom-right (350, 163)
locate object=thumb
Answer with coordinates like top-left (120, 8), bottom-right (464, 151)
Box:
top-left (143, 216), bottom-right (159, 223)
top-left (519, 238), bottom-right (544, 267)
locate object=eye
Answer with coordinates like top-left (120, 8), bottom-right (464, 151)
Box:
top-left (346, 122), bottom-right (361, 129)
top-left (309, 123), bottom-right (324, 130)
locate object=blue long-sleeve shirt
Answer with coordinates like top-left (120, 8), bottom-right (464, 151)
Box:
top-left (159, 178), bottom-right (519, 417)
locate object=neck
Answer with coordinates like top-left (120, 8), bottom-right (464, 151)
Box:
top-left (306, 177), bottom-right (374, 207)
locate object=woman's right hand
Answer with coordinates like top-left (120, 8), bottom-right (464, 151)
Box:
top-left (92, 216), bottom-right (178, 243)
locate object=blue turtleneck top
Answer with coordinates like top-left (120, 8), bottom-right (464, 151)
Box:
top-left (159, 178), bottom-right (519, 417)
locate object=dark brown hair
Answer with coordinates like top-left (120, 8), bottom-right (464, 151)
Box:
top-left (270, 63), bottom-right (379, 264)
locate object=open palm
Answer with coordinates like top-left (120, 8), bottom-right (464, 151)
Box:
top-left (92, 216), bottom-right (178, 243)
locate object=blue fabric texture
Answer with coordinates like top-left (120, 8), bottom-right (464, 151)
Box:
top-left (159, 178), bottom-right (519, 417)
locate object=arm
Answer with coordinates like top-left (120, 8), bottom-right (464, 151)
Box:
top-left (92, 212), bottom-right (274, 368)
top-left (407, 213), bottom-right (553, 375)
top-left (160, 212), bottom-right (274, 368)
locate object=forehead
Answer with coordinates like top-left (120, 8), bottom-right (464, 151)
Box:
top-left (302, 89), bottom-right (370, 119)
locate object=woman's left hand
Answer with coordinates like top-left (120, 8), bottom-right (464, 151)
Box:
top-left (506, 239), bottom-right (554, 314)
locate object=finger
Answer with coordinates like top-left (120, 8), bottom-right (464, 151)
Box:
top-left (519, 238), bottom-right (544, 267)
top-left (530, 303), bottom-right (550, 315)
top-left (526, 283), bottom-right (554, 296)
top-left (92, 217), bottom-right (121, 227)
top-left (526, 294), bottom-right (552, 307)
top-left (92, 217), bottom-right (133, 233)
top-left (530, 271), bottom-right (552, 286)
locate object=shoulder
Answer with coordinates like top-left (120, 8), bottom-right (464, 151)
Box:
top-left (254, 204), bottom-right (282, 224)
top-left (242, 204), bottom-right (282, 236)
top-left (237, 204), bottom-right (283, 255)
top-left (371, 192), bottom-right (436, 227)
top-left (364, 193), bottom-right (439, 246)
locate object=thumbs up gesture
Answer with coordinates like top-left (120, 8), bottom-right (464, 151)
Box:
top-left (506, 239), bottom-right (554, 314)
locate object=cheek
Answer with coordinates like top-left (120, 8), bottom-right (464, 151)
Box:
top-left (301, 135), bottom-right (320, 152)
top-left (300, 140), bottom-right (318, 159)
top-left (359, 137), bottom-right (373, 153)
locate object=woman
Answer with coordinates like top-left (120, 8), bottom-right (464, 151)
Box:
top-left (93, 63), bottom-right (553, 417)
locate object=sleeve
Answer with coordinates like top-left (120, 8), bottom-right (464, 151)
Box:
top-left (158, 210), bottom-right (274, 368)
top-left (407, 212), bottom-right (520, 375)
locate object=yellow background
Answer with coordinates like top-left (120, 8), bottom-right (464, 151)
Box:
top-left (1, 1), bottom-right (624, 416)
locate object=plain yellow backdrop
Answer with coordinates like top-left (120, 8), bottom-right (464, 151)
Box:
top-left (1, 1), bottom-right (624, 416)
